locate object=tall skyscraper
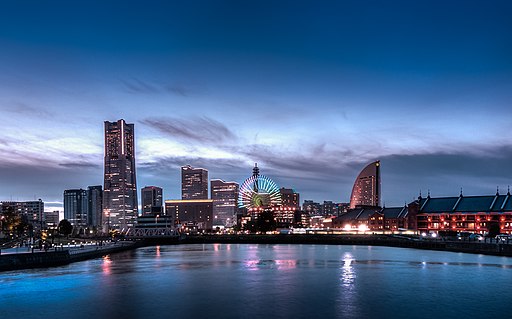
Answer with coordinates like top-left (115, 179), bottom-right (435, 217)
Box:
top-left (64, 189), bottom-right (88, 227)
top-left (141, 186), bottom-right (163, 215)
top-left (349, 160), bottom-right (381, 208)
top-left (181, 165), bottom-right (208, 200)
top-left (87, 185), bottom-right (103, 228)
top-left (103, 119), bottom-right (138, 230)
top-left (211, 179), bottom-right (239, 227)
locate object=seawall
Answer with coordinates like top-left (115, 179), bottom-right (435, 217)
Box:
top-left (0, 241), bottom-right (140, 272)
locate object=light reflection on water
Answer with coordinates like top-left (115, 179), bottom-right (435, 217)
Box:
top-left (1, 244), bottom-right (511, 319)
top-left (341, 252), bottom-right (356, 287)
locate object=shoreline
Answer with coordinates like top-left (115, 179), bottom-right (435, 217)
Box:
top-left (1, 234), bottom-right (511, 272)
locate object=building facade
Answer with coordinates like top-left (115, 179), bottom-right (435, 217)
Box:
top-left (103, 119), bottom-right (138, 230)
top-left (64, 189), bottom-right (88, 227)
top-left (87, 185), bottom-right (103, 228)
top-left (211, 179), bottom-right (239, 227)
top-left (165, 199), bottom-right (214, 231)
top-left (280, 188), bottom-right (300, 208)
top-left (181, 165), bottom-right (208, 200)
top-left (412, 191), bottom-right (512, 234)
top-left (333, 205), bottom-right (409, 231)
top-left (0, 200), bottom-right (44, 231)
top-left (349, 161), bottom-right (381, 208)
top-left (44, 211), bottom-right (60, 229)
top-left (141, 186), bottom-right (163, 216)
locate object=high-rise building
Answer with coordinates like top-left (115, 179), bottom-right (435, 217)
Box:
top-left (64, 189), bottom-right (88, 227)
top-left (141, 186), bottom-right (163, 216)
top-left (211, 179), bottom-right (239, 227)
top-left (280, 188), bottom-right (300, 208)
top-left (87, 185), bottom-right (103, 228)
top-left (103, 119), bottom-right (138, 230)
top-left (181, 165), bottom-right (208, 200)
top-left (349, 160), bottom-right (381, 209)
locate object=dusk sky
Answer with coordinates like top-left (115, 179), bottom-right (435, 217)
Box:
top-left (1, 1), bottom-right (511, 211)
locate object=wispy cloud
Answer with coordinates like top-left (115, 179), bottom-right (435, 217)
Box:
top-left (58, 161), bottom-right (101, 169)
top-left (4, 102), bottom-right (53, 118)
top-left (141, 116), bottom-right (237, 144)
top-left (121, 78), bottom-right (194, 97)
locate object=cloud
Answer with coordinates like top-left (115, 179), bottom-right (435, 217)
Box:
top-left (140, 116), bottom-right (237, 144)
top-left (4, 102), bottom-right (53, 118)
top-left (164, 84), bottom-right (190, 97)
top-left (121, 78), bottom-right (193, 96)
top-left (121, 78), bottom-right (160, 94)
top-left (58, 161), bottom-right (101, 169)
top-left (0, 162), bottom-right (103, 204)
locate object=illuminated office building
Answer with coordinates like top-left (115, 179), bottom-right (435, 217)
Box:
top-left (181, 165), bottom-right (208, 200)
top-left (211, 179), bottom-right (239, 227)
top-left (103, 119), bottom-right (138, 230)
top-left (141, 186), bottom-right (163, 215)
top-left (349, 160), bottom-right (381, 208)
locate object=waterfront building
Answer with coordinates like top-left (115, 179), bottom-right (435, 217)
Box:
top-left (333, 205), bottom-right (409, 231)
top-left (141, 186), bottom-right (163, 216)
top-left (0, 199), bottom-right (44, 231)
top-left (64, 189), bottom-right (88, 227)
top-left (410, 190), bottom-right (512, 234)
top-left (294, 210), bottom-right (310, 228)
top-left (87, 185), bottom-right (103, 228)
top-left (280, 188), bottom-right (300, 208)
top-left (181, 165), bottom-right (208, 200)
top-left (273, 206), bottom-right (298, 227)
top-left (136, 214), bottom-right (172, 228)
top-left (335, 203), bottom-right (350, 216)
top-left (349, 161), bottom-right (381, 208)
top-left (44, 210), bottom-right (60, 229)
top-left (322, 201), bottom-right (336, 215)
top-left (103, 119), bottom-right (138, 230)
top-left (165, 199), bottom-right (214, 231)
top-left (211, 179), bottom-right (239, 227)
top-left (302, 200), bottom-right (321, 215)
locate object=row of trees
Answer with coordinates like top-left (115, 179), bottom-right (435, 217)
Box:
top-left (0, 206), bottom-right (73, 239)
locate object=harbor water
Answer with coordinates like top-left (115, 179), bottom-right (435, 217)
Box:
top-left (1, 244), bottom-right (511, 319)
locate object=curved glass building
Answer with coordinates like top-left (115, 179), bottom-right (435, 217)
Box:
top-left (349, 161), bottom-right (381, 209)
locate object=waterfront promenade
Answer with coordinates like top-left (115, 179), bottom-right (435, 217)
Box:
top-left (0, 240), bottom-right (138, 271)
top-left (2, 234), bottom-right (512, 272)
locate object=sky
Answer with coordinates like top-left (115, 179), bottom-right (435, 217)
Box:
top-left (0, 0), bottom-right (511, 212)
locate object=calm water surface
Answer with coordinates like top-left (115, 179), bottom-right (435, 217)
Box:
top-left (1, 244), bottom-right (511, 319)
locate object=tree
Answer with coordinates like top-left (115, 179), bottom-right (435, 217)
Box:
top-left (58, 219), bottom-right (73, 237)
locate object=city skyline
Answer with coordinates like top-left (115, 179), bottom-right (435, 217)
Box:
top-left (1, 1), bottom-right (511, 211)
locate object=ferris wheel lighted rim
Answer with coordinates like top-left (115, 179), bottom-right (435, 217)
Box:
top-left (238, 174), bottom-right (282, 209)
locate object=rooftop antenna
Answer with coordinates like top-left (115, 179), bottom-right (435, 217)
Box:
top-left (460, 187), bottom-right (463, 196)
top-left (496, 186), bottom-right (500, 195)
top-left (427, 189), bottom-right (431, 198)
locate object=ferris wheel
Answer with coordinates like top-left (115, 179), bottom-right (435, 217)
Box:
top-left (238, 174), bottom-right (282, 209)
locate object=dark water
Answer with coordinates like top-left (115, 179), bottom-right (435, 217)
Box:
top-left (1, 244), bottom-right (511, 319)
